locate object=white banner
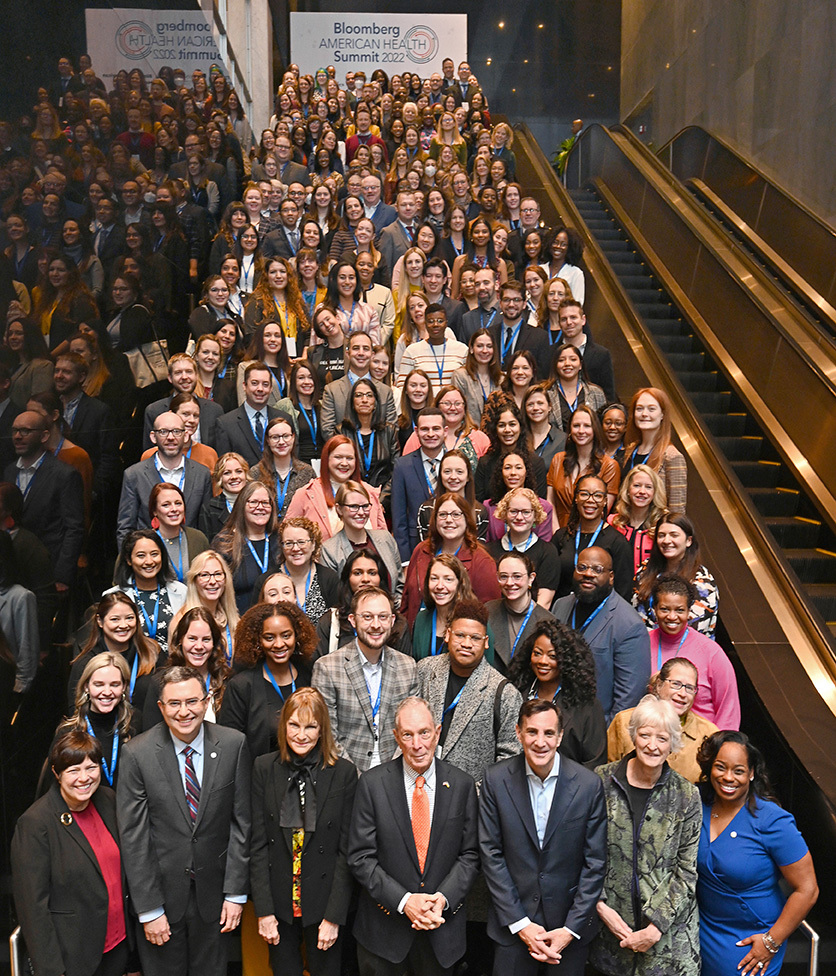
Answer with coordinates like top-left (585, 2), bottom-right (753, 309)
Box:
top-left (290, 13), bottom-right (467, 79)
top-left (85, 9), bottom-right (227, 89)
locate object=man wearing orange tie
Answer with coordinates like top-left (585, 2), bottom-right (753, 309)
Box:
top-left (347, 697), bottom-right (479, 975)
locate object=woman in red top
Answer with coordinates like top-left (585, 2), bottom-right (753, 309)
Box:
top-left (401, 491), bottom-right (500, 626)
top-left (12, 730), bottom-right (129, 976)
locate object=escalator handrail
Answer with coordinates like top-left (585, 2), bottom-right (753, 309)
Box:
top-left (514, 122), bottom-right (836, 701)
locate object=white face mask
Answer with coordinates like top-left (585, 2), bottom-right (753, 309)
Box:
top-left (144, 191), bottom-right (157, 204)
top-left (424, 164), bottom-right (437, 177)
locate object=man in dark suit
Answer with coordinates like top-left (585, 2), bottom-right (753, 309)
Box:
top-left (378, 190), bottom-right (417, 271)
top-left (143, 353), bottom-right (224, 449)
top-left (423, 259), bottom-right (466, 340)
top-left (557, 300), bottom-right (616, 403)
top-left (391, 408), bottom-right (448, 562)
top-left (212, 362), bottom-right (280, 466)
top-left (273, 133), bottom-right (311, 187)
top-left (361, 173), bottom-right (396, 236)
top-left (490, 280), bottom-right (550, 379)
top-left (262, 198), bottom-right (301, 260)
top-left (459, 267), bottom-right (501, 343)
top-left (168, 134), bottom-right (233, 211)
top-left (117, 410), bottom-right (213, 547)
top-left (479, 698), bottom-right (607, 976)
top-left (117, 665), bottom-right (251, 976)
top-left (156, 181), bottom-right (213, 285)
top-left (348, 696), bottom-right (480, 976)
top-left (92, 196), bottom-right (127, 279)
top-left (320, 332), bottom-right (397, 439)
top-left (552, 546), bottom-right (650, 721)
top-left (3, 410), bottom-right (84, 590)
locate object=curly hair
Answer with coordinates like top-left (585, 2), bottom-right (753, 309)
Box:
top-left (509, 619), bottom-right (598, 707)
top-left (493, 486), bottom-right (546, 526)
top-left (480, 390), bottom-right (523, 454)
top-left (233, 600), bottom-right (317, 668)
top-left (278, 515), bottom-right (323, 564)
top-left (696, 730), bottom-right (779, 812)
top-left (488, 450), bottom-right (539, 506)
top-left (564, 473), bottom-right (608, 535)
top-left (650, 571), bottom-right (698, 609)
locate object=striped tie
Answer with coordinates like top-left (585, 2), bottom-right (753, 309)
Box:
top-left (184, 746), bottom-right (200, 822)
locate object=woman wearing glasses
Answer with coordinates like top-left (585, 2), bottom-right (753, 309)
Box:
top-left (219, 601), bottom-right (317, 759)
top-left (212, 481), bottom-right (282, 614)
top-left (172, 550), bottom-right (240, 663)
top-left (251, 415), bottom-right (316, 521)
top-left (319, 482), bottom-right (403, 609)
top-left (270, 517), bottom-right (340, 623)
top-left (607, 657), bottom-right (718, 784)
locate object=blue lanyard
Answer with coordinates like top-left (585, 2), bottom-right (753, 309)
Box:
top-left (571, 592), bottom-right (610, 632)
top-left (501, 321), bottom-right (522, 362)
top-left (275, 470), bottom-right (291, 515)
top-left (302, 291), bottom-right (317, 321)
top-left (246, 537), bottom-right (270, 574)
top-left (241, 255), bottom-right (254, 292)
top-left (443, 684), bottom-right (466, 719)
top-left (128, 653), bottom-right (139, 702)
top-left (506, 531), bottom-right (537, 552)
top-left (429, 341), bottom-right (447, 386)
top-left (154, 455), bottom-right (185, 491)
top-left (435, 544), bottom-right (462, 557)
top-left (298, 404), bottom-right (318, 445)
top-left (54, 437), bottom-right (65, 456)
top-left (511, 600), bottom-right (536, 659)
top-left (549, 328), bottom-right (563, 346)
top-left (657, 627), bottom-right (690, 671)
top-left (477, 375), bottom-right (494, 403)
top-left (430, 608), bottom-right (447, 656)
top-left (16, 468), bottom-right (37, 500)
top-left (262, 662), bottom-right (296, 702)
top-left (558, 379), bottom-right (580, 413)
top-left (224, 623), bottom-right (233, 665)
top-left (283, 565), bottom-right (312, 609)
top-left (134, 584), bottom-right (161, 638)
top-left (452, 237), bottom-right (464, 257)
top-left (480, 308), bottom-right (498, 331)
top-left (363, 670), bottom-right (382, 725)
top-left (341, 301), bottom-right (357, 332)
top-left (574, 521), bottom-right (604, 567)
top-left (423, 458), bottom-right (437, 495)
top-left (85, 717), bottom-right (119, 786)
top-left (359, 430), bottom-right (375, 477)
top-left (218, 354), bottom-right (233, 379)
top-left (535, 432), bottom-right (552, 457)
top-left (627, 446), bottom-right (648, 470)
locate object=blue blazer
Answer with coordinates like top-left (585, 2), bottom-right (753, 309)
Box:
top-left (391, 450), bottom-right (433, 561)
top-left (479, 752), bottom-right (607, 945)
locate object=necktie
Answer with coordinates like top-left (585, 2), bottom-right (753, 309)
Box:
top-left (427, 458), bottom-right (438, 491)
top-left (412, 775), bottom-right (430, 872)
top-left (505, 326), bottom-right (514, 357)
top-left (254, 411), bottom-right (264, 445)
top-left (184, 746), bottom-right (200, 822)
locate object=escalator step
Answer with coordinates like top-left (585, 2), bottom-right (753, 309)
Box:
top-left (625, 288), bottom-right (667, 303)
top-left (633, 302), bottom-right (677, 319)
top-left (749, 487), bottom-right (800, 518)
top-left (765, 517), bottom-right (821, 549)
top-left (593, 229), bottom-right (625, 241)
top-left (653, 334), bottom-right (696, 354)
top-left (678, 371), bottom-right (722, 392)
top-left (689, 390), bottom-right (731, 411)
top-left (703, 413), bottom-right (748, 437)
top-left (667, 352), bottom-right (707, 370)
top-left (715, 436), bottom-right (763, 460)
top-left (646, 320), bottom-right (691, 338)
top-left (600, 241), bottom-right (637, 254)
top-left (731, 460), bottom-right (782, 488)
top-left (785, 548), bottom-right (836, 584)
top-left (619, 275), bottom-right (654, 289)
top-left (805, 584), bottom-right (836, 619)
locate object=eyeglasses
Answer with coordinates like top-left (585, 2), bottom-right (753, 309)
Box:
top-left (498, 573), bottom-right (528, 583)
top-left (160, 696), bottom-right (207, 710)
top-left (154, 428), bottom-right (185, 438)
top-left (664, 678), bottom-right (697, 695)
top-left (196, 571), bottom-right (225, 583)
top-left (267, 432), bottom-right (293, 442)
top-left (353, 391), bottom-right (375, 400)
top-left (576, 563), bottom-right (607, 575)
top-left (356, 611), bottom-right (393, 623)
top-left (521, 207), bottom-right (539, 214)
top-left (282, 539), bottom-right (311, 550)
top-left (11, 426), bottom-right (42, 436)
top-left (576, 490), bottom-right (605, 502)
top-left (450, 631), bottom-right (488, 644)
top-left (436, 511), bottom-right (464, 522)
top-left (508, 509), bottom-right (533, 519)
top-left (341, 502), bottom-right (371, 514)
top-left (246, 499), bottom-right (272, 510)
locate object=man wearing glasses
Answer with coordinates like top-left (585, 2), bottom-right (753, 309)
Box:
top-left (417, 600), bottom-right (522, 791)
top-left (312, 587), bottom-right (418, 771)
top-left (117, 411), bottom-right (212, 547)
top-left (118, 665), bottom-right (251, 976)
top-left (489, 281), bottom-right (550, 378)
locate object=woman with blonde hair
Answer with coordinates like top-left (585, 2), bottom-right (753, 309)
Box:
top-left (199, 452), bottom-right (251, 541)
top-left (393, 289), bottom-right (429, 376)
top-left (428, 111), bottom-right (467, 167)
top-left (607, 463), bottom-right (668, 576)
top-left (173, 549), bottom-right (241, 664)
top-left (391, 247), bottom-right (428, 337)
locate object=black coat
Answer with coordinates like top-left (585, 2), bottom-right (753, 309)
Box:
top-left (11, 784), bottom-right (131, 976)
top-left (250, 753), bottom-right (357, 925)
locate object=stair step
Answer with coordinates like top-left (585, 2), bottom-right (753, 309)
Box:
top-left (678, 371), bottom-right (723, 392)
top-left (765, 516), bottom-right (821, 549)
top-left (805, 583), bottom-right (836, 619)
top-left (731, 460), bottom-right (782, 488)
top-left (653, 334), bottom-right (696, 354)
top-left (667, 352), bottom-right (707, 371)
top-left (785, 548), bottom-right (836, 584)
top-left (749, 487), bottom-right (800, 518)
top-left (688, 390), bottom-right (731, 411)
top-left (703, 412), bottom-right (748, 437)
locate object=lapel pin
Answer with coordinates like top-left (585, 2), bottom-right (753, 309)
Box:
top-left (210, 752), bottom-right (217, 758)
top-left (60, 813), bottom-right (73, 825)
top-left (443, 781), bottom-right (450, 788)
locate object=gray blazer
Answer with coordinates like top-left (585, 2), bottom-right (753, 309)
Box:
top-left (311, 640), bottom-right (418, 771)
top-left (378, 220), bottom-right (412, 271)
top-left (319, 528), bottom-right (404, 608)
top-left (117, 721), bottom-right (251, 924)
top-left (552, 591), bottom-right (651, 722)
top-left (417, 654), bottom-right (522, 788)
top-left (320, 375), bottom-right (396, 441)
top-left (116, 456), bottom-right (213, 548)
top-left (486, 599), bottom-right (555, 675)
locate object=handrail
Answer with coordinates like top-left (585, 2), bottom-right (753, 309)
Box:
top-left (799, 919), bottom-right (820, 976)
top-left (10, 926), bottom-right (22, 976)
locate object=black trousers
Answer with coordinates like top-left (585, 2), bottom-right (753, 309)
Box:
top-left (135, 883), bottom-right (231, 976)
top-left (357, 935), bottom-right (454, 976)
top-left (92, 939), bottom-right (129, 976)
top-left (491, 937), bottom-right (589, 976)
top-left (267, 916), bottom-right (342, 976)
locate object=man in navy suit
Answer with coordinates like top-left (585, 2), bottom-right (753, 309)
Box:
top-left (348, 696), bottom-right (479, 976)
top-left (361, 173), bottom-right (396, 237)
top-left (479, 698), bottom-right (607, 976)
top-left (391, 408), bottom-right (448, 562)
top-left (489, 280), bottom-right (550, 379)
top-left (557, 300), bottom-right (616, 403)
top-left (212, 362), bottom-right (281, 466)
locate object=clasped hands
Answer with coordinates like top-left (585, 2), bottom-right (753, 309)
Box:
top-left (404, 892), bottom-right (446, 930)
top-left (519, 923), bottom-right (574, 963)
top-left (597, 901), bottom-right (661, 953)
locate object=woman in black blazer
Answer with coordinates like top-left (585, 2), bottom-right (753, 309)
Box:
top-left (12, 730), bottom-right (131, 976)
top-left (250, 687), bottom-right (357, 976)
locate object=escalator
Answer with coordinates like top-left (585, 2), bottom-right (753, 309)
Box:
top-left (510, 121), bottom-right (836, 918)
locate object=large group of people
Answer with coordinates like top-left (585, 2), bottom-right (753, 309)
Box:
top-left (2, 52), bottom-right (818, 976)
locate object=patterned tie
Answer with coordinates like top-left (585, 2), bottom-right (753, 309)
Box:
top-left (426, 458), bottom-right (438, 492)
top-left (254, 410), bottom-right (264, 445)
top-left (183, 746), bottom-right (200, 822)
top-left (412, 775), bottom-right (430, 872)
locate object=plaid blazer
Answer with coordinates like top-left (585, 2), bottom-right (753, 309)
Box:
top-left (312, 640), bottom-right (418, 772)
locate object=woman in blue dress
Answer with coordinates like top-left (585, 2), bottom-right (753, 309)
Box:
top-left (696, 731), bottom-right (818, 976)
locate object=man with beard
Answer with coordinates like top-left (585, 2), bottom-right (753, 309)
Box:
top-left (312, 587), bottom-right (418, 771)
top-left (551, 547), bottom-right (649, 721)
